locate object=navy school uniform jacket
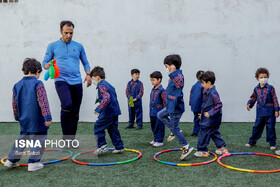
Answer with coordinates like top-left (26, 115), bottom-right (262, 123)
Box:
top-left (200, 86), bottom-right (222, 127)
top-left (95, 80), bottom-right (121, 119)
top-left (125, 79), bottom-right (144, 103)
top-left (166, 70), bottom-right (185, 114)
top-left (12, 76), bottom-right (52, 132)
top-left (247, 83), bottom-right (280, 117)
top-left (149, 85), bottom-right (167, 116)
top-left (189, 81), bottom-right (204, 113)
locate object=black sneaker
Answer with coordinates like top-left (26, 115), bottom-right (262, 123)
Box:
top-left (191, 133), bottom-right (198, 137)
top-left (136, 126), bottom-right (143, 130)
top-left (125, 125), bottom-right (135, 129)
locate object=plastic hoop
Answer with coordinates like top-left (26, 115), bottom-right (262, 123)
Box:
top-left (1, 149), bottom-right (73, 167)
top-left (72, 148), bottom-right (142, 166)
top-left (154, 148), bottom-right (217, 166)
top-left (217, 152), bottom-right (280, 173)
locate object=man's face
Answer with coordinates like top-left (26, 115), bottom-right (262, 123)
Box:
top-left (60, 25), bottom-right (73, 42)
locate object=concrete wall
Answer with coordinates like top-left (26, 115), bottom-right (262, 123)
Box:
top-left (1, 0), bottom-right (280, 122)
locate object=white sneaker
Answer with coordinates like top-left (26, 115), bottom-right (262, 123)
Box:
top-left (28, 162), bottom-right (44, 172)
top-left (167, 130), bottom-right (183, 142)
top-left (112, 149), bottom-right (125, 154)
top-left (270, 146), bottom-right (277, 150)
top-left (4, 160), bottom-right (17, 168)
top-left (153, 142), bottom-right (164, 147)
top-left (150, 140), bottom-right (155, 145)
top-left (94, 144), bottom-right (109, 155)
top-left (180, 144), bottom-right (194, 160)
top-left (275, 150), bottom-right (280, 155)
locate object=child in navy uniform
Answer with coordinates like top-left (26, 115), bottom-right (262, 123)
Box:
top-left (125, 69), bottom-right (144, 130)
top-left (4, 58), bottom-right (52, 171)
top-left (195, 71), bottom-right (229, 157)
top-left (189, 70), bottom-right (204, 137)
top-left (246, 67), bottom-right (279, 151)
top-left (157, 54), bottom-right (194, 160)
top-left (91, 66), bottom-right (124, 154)
top-left (149, 71), bottom-right (166, 147)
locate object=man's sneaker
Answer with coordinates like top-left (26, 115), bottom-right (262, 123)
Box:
top-left (167, 130), bottom-right (183, 142)
top-left (180, 144), bottom-right (194, 160)
top-left (94, 144), bottom-right (108, 155)
top-left (112, 149), bottom-right (125, 154)
top-left (125, 125), bottom-right (134, 129)
top-left (245, 142), bottom-right (256, 148)
top-left (270, 146), bottom-right (277, 150)
top-left (136, 126), bottom-right (143, 130)
top-left (191, 133), bottom-right (198, 137)
top-left (150, 140), bottom-right (155, 145)
top-left (194, 151), bottom-right (210, 157)
top-left (4, 160), bottom-right (17, 168)
top-left (275, 150), bottom-right (280, 155)
top-left (153, 142), bottom-right (164, 147)
top-left (215, 147), bottom-right (229, 155)
top-left (28, 162), bottom-right (44, 172)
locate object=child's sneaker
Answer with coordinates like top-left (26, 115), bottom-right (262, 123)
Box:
top-left (28, 162), bottom-right (44, 172)
top-left (167, 130), bottom-right (183, 142)
top-left (94, 144), bottom-right (108, 155)
top-left (245, 142), bottom-right (256, 148)
top-left (275, 150), bottom-right (280, 155)
top-left (4, 160), bottom-right (17, 168)
top-left (194, 151), bottom-right (210, 157)
top-left (125, 125), bottom-right (134, 129)
top-left (153, 142), bottom-right (164, 147)
top-left (150, 140), bottom-right (155, 145)
top-left (136, 126), bottom-right (143, 130)
top-left (112, 149), bottom-right (125, 154)
top-left (270, 146), bottom-right (277, 150)
top-left (180, 144), bottom-right (194, 160)
top-left (215, 147), bottom-right (229, 155)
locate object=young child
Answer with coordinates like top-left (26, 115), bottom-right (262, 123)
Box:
top-left (149, 71), bottom-right (166, 147)
top-left (125, 69), bottom-right (144, 130)
top-left (246, 67), bottom-right (279, 151)
top-left (194, 71), bottom-right (229, 157)
top-left (157, 54), bottom-right (194, 160)
top-left (189, 70), bottom-right (204, 137)
top-left (4, 58), bottom-right (52, 171)
top-left (91, 66), bottom-right (124, 154)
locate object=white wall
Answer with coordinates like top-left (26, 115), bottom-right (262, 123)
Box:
top-left (1, 0), bottom-right (280, 122)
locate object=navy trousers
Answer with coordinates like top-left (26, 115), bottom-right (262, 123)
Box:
top-left (249, 116), bottom-right (276, 146)
top-left (150, 116), bottom-right (165, 143)
top-left (94, 116), bottom-right (124, 150)
top-left (128, 101), bottom-right (143, 127)
top-left (192, 112), bottom-right (200, 134)
top-left (8, 131), bottom-right (47, 163)
top-left (55, 81), bottom-right (83, 140)
top-left (197, 125), bottom-right (226, 152)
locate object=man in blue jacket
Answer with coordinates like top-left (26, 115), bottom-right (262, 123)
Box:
top-left (42, 21), bottom-right (92, 144)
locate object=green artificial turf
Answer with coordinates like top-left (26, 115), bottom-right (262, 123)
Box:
top-left (1, 122), bottom-right (280, 187)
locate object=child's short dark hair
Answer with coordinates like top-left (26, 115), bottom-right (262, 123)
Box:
top-left (60, 20), bottom-right (75, 30)
top-left (131, 69), bottom-right (140, 75)
top-left (90, 66), bottom-right (105, 79)
top-left (196, 70), bottom-right (204, 80)
top-left (199, 71), bottom-right (216, 85)
top-left (255, 67), bottom-right (269, 78)
top-left (163, 54), bottom-right (182, 69)
top-left (22, 58), bottom-right (42, 75)
top-left (150, 71), bottom-right (162, 82)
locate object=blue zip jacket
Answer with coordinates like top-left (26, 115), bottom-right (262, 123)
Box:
top-left (166, 70), bottom-right (185, 114)
top-left (190, 81), bottom-right (203, 113)
top-left (200, 86), bottom-right (222, 127)
top-left (149, 85), bottom-right (166, 116)
top-left (95, 80), bottom-right (121, 119)
top-left (42, 39), bottom-right (91, 85)
top-left (13, 77), bottom-right (52, 132)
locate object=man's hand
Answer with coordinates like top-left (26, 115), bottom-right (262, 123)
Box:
top-left (276, 111), bottom-right (279, 118)
top-left (204, 112), bottom-right (210, 118)
top-left (44, 62), bottom-right (52, 70)
top-left (84, 75), bottom-right (92, 87)
top-left (45, 121), bottom-right (52, 127)
top-left (247, 104), bottom-right (251, 111)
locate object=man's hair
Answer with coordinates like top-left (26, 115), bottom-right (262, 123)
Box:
top-left (90, 66), bottom-right (105, 79)
top-left (163, 54), bottom-right (182, 69)
top-left (131, 69), bottom-right (140, 75)
top-left (196, 70), bottom-right (204, 80)
top-left (255, 67), bottom-right (269, 78)
top-left (60, 20), bottom-right (75, 30)
top-left (150, 71), bottom-right (162, 82)
top-left (199, 71), bottom-right (216, 85)
top-left (22, 58), bottom-right (42, 75)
